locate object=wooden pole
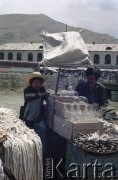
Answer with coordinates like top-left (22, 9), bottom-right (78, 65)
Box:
top-left (55, 68), bottom-right (61, 94)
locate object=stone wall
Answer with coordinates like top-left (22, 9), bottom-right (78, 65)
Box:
top-left (0, 73), bottom-right (26, 91)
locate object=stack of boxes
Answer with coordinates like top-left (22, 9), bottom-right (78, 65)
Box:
top-left (45, 94), bottom-right (103, 140)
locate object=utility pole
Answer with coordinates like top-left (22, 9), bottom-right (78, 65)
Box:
top-left (65, 24), bottom-right (67, 32)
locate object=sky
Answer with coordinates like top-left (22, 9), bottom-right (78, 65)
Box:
top-left (0, 0), bottom-right (118, 39)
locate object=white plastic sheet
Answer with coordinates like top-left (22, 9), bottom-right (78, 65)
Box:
top-left (40, 31), bottom-right (93, 68)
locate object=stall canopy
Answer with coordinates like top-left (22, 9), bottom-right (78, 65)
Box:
top-left (39, 31), bottom-right (93, 68)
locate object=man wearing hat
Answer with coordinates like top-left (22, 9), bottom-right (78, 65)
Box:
top-left (23, 71), bottom-right (49, 128)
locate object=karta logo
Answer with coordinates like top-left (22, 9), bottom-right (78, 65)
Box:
top-left (44, 158), bottom-right (117, 179)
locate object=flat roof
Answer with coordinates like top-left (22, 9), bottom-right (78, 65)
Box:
top-left (86, 44), bottom-right (118, 51)
top-left (0, 43), bottom-right (118, 52)
top-left (0, 43), bottom-right (43, 51)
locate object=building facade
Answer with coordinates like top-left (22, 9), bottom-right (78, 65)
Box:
top-left (0, 43), bottom-right (43, 62)
top-left (0, 43), bottom-right (118, 70)
top-left (87, 44), bottom-right (118, 69)
top-left (0, 43), bottom-right (44, 71)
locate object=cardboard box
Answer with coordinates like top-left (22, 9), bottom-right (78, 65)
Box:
top-left (45, 95), bottom-right (75, 128)
top-left (72, 122), bottom-right (103, 139)
top-left (54, 100), bottom-right (77, 117)
top-left (49, 94), bottom-right (74, 103)
top-left (53, 115), bottom-right (103, 140)
top-left (53, 115), bottom-right (73, 139)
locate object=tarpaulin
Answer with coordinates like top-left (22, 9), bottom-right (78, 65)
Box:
top-left (39, 31), bottom-right (93, 68)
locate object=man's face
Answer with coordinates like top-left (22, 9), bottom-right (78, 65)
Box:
top-left (31, 79), bottom-right (43, 90)
top-left (87, 75), bottom-right (97, 88)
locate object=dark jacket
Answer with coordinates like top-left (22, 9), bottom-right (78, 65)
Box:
top-left (24, 85), bottom-right (46, 104)
top-left (19, 86), bottom-right (46, 120)
top-left (75, 82), bottom-right (108, 107)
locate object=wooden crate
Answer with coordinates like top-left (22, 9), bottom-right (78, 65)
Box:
top-left (53, 115), bottom-right (103, 140)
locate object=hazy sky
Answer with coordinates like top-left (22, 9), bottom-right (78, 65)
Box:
top-left (0, 0), bottom-right (118, 38)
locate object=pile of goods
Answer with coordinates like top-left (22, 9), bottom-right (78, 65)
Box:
top-left (0, 159), bottom-right (5, 180)
top-left (45, 89), bottom-right (118, 154)
top-left (46, 92), bottom-right (118, 154)
top-left (0, 107), bottom-right (43, 180)
top-left (0, 129), bottom-right (7, 143)
top-left (60, 100), bottom-right (102, 123)
top-left (74, 121), bottom-right (118, 154)
top-left (46, 93), bottom-right (103, 140)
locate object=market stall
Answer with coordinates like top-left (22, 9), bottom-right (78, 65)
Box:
top-left (45, 93), bottom-right (118, 179)
top-left (40, 31), bottom-right (118, 179)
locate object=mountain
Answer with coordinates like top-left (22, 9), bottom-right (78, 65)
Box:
top-left (0, 14), bottom-right (118, 44)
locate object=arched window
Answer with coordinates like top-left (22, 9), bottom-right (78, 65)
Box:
top-left (28, 53), bottom-right (33, 61)
top-left (37, 53), bottom-right (42, 62)
top-left (0, 52), bottom-right (4, 60)
top-left (17, 52), bottom-right (22, 61)
top-left (94, 54), bottom-right (100, 64)
top-left (8, 52), bottom-right (13, 60)
top-left (116, 55), bottom-right (118, 65)
top-left (105, 46), bottom-right (112, 50)
top-left (39, 46), bottom-right (43, 49)
top-left (105, 54), bottom-right (111, 64)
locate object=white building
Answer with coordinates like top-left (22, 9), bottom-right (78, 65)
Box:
top-left (87, 43), bottom-right (118, 69)
top-left (0, 43), bottom-right (43, 62)
top-left (0, 43), bottom-right (118, 69)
